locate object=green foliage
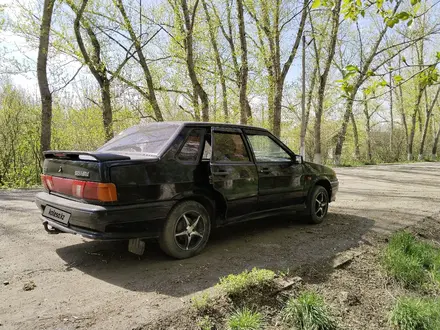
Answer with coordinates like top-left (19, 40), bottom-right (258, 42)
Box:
top-left (191, 292), bottom-right (212, 312)
top-left (227, 307), bottom-right (264, 330)
top-left (0, 5), bottom-right (5, 29)
top-left (218, 268), bottom-right (276, 297)
top-left (342, 0), bottom-right (364, 20)
top-left (419, 67), bottom-right (439, 89)
top-left (382, 231), bottom-right (440, 290)
top-left (389, 297), bottom-right (440, 330)
top-left (0, 82), bottom-right (41, 187)
top-left (281, 291), bottom-right (337, 330)
top-left (0, 81), bottom-right (139, 188)
top-left (197, 315), bottom-right (215, 330)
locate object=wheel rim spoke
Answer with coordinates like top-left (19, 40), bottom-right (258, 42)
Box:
top-left (183, 214), bottom-right (191, 226)
top-left (315, 192), bottom-right (328, 218)
top-left (191, 215), bottom-right (201, 229)
top-left (175, 230), bottom-right (187, 237)
top-left (192, 231), bottom-right (203, 238)
top-left (174, 211), bottom-right (205, 251)
top-left (185, 234), bottom-right (192, 250)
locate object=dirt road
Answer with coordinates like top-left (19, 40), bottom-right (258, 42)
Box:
top-left (1, 162), bottom-right (440, 329)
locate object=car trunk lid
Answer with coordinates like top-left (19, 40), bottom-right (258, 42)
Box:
top-left (42, 151), bottom-right (132, 202)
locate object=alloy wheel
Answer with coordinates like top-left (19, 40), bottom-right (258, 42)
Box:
top-left (314, 191), bottom-right (328, 219)
top-left (174, 211), bottom-right (205, 251)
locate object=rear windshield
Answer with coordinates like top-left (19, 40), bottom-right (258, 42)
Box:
top-left (97, 123), bottom-right (181, 155)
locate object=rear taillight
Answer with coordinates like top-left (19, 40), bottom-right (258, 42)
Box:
top-left (41, 174), bottom-right (117, 202)
top-left (41, 174), bottom-right (54, 191)
top-left (83, 182), bottom-right (117, 202)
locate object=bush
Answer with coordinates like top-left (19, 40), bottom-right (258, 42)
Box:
top-left (389, 297), bottom-right (440, 330)
top-left (191, 292), bottom-right (212, 312)
top-left (218, 268), bottom-right (276, 297)
top-left (197, 315), bottom-right (214, 330)
top-left (382, 231), bottom-right (440, 289)
top-left (281, 291), bottom-right (337, 330)
top-left (227, 307), bottom-right (264, 330)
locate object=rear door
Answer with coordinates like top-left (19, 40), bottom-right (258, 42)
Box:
top-left (209, 127), bottom-right (258, 220)
top-left (244, 130), bottom-right (305, 211)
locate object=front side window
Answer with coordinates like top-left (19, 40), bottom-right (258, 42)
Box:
top-left (177, 129), bottom-right (203, 162)
top-left (247, 134), bottom-right (291, 162)
top-left (212, 132), bottom-right (250, 162)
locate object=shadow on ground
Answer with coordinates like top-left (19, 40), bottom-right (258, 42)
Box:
top-left (56, 212), bottom-right (374, 297)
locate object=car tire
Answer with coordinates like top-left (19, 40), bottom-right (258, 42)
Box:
top-left (159, 200), bottom-right (211, 259)
top-left (306, 185), bottom-right (329, 224)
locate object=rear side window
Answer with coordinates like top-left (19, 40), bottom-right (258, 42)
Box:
top-left (212, 132), bottom-right (250, 162)
top-left (177, 129), bottom-right (203, 162)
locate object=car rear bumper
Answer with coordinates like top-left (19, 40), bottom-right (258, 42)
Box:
top-left (330, 180), bottom-right (339, 202)
top-left (35, 192), bottom-right (174, 240)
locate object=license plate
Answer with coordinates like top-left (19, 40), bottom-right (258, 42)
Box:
top-left (43, 206), bottom-right (71, 225)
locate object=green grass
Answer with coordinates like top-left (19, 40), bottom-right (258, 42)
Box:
top-left (227, 307), bottom-right (264, 330)
top-left (389, 297), bottom-right (440, 330)
top-left (382, 231), bottom-right (440, 290)
top-left (218, 268), bottom-right (276, 297)
top-left (197, 315), bottom-right (215, 330)
top-left (281, 291), bottom-right (337, 330)
top-left (191, 292), bottom-right (212, 312)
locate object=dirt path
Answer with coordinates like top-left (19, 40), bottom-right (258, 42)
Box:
top-left (1, 162), bottom-right (440, 330)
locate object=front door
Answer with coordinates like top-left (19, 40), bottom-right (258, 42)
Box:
top-left (210, 127), bottom-right (258, 220)
top-left (244, 130), bottom-right (305, 211)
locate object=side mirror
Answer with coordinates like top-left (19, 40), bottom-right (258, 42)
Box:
top-left (294, 155), bottom-right (303, 164)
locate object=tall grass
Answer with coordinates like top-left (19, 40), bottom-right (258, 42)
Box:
top-left (389, 297), bottom-right (440, 330)
top-left (382, 231), bottom-right (440, 290)
top-left (218, 268), bottom-right (276, 297)
top-left (227, 307), bottom-right (264, 330)
top-left (281, 291), bottom-right (337, 330)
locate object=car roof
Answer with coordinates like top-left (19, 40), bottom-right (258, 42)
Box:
top-left (162, 121), bottom-right (271, 133)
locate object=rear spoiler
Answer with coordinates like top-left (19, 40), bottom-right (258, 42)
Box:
top-left (43, 151), bottom-right (131, 161)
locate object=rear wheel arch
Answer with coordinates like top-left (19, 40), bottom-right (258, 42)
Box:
top-left (172, 191), bottom-right (224, 228)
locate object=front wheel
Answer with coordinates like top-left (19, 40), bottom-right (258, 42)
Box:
top-left (306, 186), bottom-right (329, 224)
top-left (159, 201), bottom-right (211, 259)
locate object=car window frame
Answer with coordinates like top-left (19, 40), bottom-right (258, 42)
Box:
top-left (175, 128), bottom-right (206, 165)
top-left (210, 127), bottom-right (254, 165)
top-left (243, 129), bottom-right (295, 164)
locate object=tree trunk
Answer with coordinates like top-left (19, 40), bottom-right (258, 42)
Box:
top-left (300, 35), bottom-right (306, 159)
top-left (201, 0), bottom-right (228, 120)
top-left (419, 85), bottom-right (440, 159)
top-left (313, 0), bottom-right (341, 164)
top-left (37, 0), bottom-right (55, 154)
top-left (363, 99), bottom-right (372, 163)
top-left (304, 65), bottom-right (318, 145)
top-left (334, 93), bottom-right (355, 165)
top-left (115, 0), bottom-right (163, 122)
top-left (101, 80), bottom-right (113, 141)
top-left (71, 0), bottom-right (114, 141)
top-left (395, 58), bottom-right (409, 158)
top-left (408, 90), bottom-right (423, 160)
top-left (389, 66), bottom-right (394, 154)
top-left (237, 0), bottom-right (250, 124)
top-left (180, 0), bottom-right (209, 122)
top-left (351, 112), bottom-right (361, 160)
top-left (249, 0), bottom-right (307, 137)
top-left (333, 0), bottom-right (402, 164)
top-left (432, 123), bottom-right (440, 159)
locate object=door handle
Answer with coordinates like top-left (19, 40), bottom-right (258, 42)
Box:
top-left (212, 171), bottom-right (229, 176)
top-left (260, 167), bottom-right (270, 174)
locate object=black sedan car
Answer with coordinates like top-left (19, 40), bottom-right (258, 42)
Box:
top-left (35, 122), bottom-right (339, 259)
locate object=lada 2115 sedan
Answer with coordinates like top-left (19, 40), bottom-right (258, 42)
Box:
top-left (35, 122), bottom-right (339, 259)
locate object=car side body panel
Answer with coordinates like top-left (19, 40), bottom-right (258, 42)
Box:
top-left (35, 122), bottom-right (339, 241)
